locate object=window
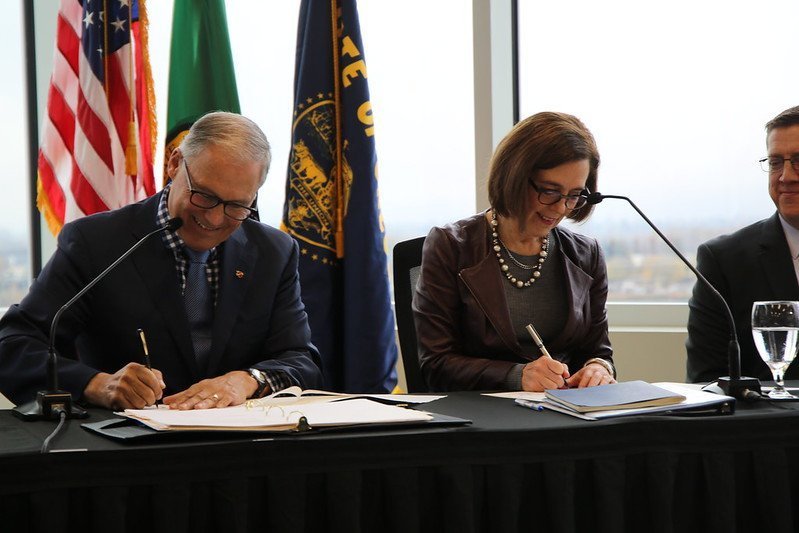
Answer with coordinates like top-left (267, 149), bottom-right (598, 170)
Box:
top-left (0, 1), bottom-right (30, 308)
top-left (147, 0), bottom-right (476, 260)
top-left (517, 0), bottom-right (798, 302)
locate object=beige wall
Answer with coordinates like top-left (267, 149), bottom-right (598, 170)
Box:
top-left (610, 330), bottom-right (687, 383)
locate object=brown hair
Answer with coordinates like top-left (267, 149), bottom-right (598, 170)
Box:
top-left (766, 105), bottom-right (799, 135)
top-left (488, 111), bottom-right (599, 223)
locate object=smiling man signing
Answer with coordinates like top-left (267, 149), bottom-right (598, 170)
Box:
top-left (0, 112), bottom-right (322, 410)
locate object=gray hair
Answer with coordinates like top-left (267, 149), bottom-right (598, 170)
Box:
top-left (180, 111), bottom-right (272, 185)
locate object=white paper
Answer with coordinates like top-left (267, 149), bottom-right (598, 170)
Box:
top-left (257, 386), bottom-right (444, 406)
top-left (484, 391), bottom-right (546, 401)
top-left (121, 398), bottom-right (433, 431)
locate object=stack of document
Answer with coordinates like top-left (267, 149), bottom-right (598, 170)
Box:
top-left (546, 380), bottom-right (685, 412)
top-left (513, 381), bottom-right (735, 420)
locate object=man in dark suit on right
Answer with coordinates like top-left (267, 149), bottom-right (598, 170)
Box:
top-left (687, 105), bottom-right (799, 382)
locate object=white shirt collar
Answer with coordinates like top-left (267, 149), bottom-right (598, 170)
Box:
top-left (779, 214), bottom-right (799, 261)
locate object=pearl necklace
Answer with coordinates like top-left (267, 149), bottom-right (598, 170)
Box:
top-left (498, 237), bottom-right (535, 269)
top-left (490, 209), bottom-right (549, 289)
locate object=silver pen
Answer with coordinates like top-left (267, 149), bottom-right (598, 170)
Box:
top-left (526, 323), bottom-right (568, 388)
top-left (525, 323), bottom-right (551, 358)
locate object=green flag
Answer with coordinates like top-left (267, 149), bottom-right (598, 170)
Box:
top-left (164, 0), bottom-right (240, 177)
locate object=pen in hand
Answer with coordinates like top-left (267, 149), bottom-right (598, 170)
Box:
top-left (525, 324), bottom-right (551, 358)
top-left (137, 328), bottom-right (152, 370)
top-left (525, 323), bottom-right (568, 389)
top-left (137, 328), bottom-right (160, 404)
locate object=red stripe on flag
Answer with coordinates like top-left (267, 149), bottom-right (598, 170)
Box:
top-left (37, 151), bottom-right (67, 223)
top-left (56, 13), bottom-right (79, 76)
top-left (76, 89), bottom-right (114, 172)
top-left (106, 53), bottom-right (132, 155)
top-left (46, 83), bottom-right (76, 155)
top-left (70, 160), bottom-right (109, 216)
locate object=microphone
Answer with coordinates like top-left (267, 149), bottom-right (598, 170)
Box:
top-left (13, 217), bottom-right (184, 421)
top-left (586, 192), bottom-right (761, 401)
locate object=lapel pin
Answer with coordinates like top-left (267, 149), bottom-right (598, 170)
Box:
top-left (235, 270), bottom-right (245, 279)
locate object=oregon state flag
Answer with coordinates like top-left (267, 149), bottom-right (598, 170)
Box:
top-left (163, 0), bottom-right (239, 177)
top-left (282, 0), bottom-right (398, 393)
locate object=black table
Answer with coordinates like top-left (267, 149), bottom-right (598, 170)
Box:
top-left (2, 390), bottom-right (799, 533)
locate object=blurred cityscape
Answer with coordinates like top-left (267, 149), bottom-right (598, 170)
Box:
top-left (0, 217), bottom-right (759, 308)
top-left (590, 221), bottom-right (726, 302)
top-left (383, 217), bottom-right (750, 304)
top-left (0, 230), bottom-right (29, 308)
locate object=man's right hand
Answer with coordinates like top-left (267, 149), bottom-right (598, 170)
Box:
top-left (83, 363), bottom-right (165, 410)
top-left (521, 355), bottom-right (569, 392)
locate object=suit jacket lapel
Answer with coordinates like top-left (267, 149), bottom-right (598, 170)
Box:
top-left (129, 196), bottom-right (199, 379)
top-left (206, 227), bottom-right (257, 375)
top-left (552, 245), bottom-right (592, 351)
top-left (459, 252), bottom-right (523, 357)
top-left (759, 213), bottom-right (799, 300)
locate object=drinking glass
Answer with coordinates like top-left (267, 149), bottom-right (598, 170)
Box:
top-left (752, 301), bottom-right (799, 399)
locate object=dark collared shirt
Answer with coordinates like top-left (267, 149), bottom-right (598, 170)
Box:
top-left (155, 185), bottom-right (291, 395)
top-left (157, 184), bottom-right (220, 305)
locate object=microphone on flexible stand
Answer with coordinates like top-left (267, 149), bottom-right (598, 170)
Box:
top-left (13, 217), bottom-right (184, 421)
top-left (585, 192), bottom-right (761, 401)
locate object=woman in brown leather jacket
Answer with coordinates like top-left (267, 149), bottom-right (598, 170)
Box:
top-left (413, 112), bottom-right (615, 392)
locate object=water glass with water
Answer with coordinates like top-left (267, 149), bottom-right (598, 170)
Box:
top-left (752, 301), bottom-right (799, 399)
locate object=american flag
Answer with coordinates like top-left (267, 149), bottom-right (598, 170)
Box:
top-left (37, 0), bottom-right (156, 235)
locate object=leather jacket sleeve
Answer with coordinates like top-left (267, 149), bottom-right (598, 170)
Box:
top-left (413, 226), bottom-right (519, 391)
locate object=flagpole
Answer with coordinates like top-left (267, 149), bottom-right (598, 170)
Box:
top-left (125, 2), bottom-right (138, 175)
top-left (331, 0), bottom-right (345, 259)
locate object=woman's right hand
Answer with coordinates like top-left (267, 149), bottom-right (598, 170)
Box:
top-left (521, 356), bottom-right (569, 392)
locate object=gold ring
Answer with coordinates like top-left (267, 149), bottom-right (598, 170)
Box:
top-left (211, 393), bottom-right (220, 401)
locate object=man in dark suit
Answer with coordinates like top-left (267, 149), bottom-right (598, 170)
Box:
top-left (687, 106), bottom-right (799, 382)
top-left (0, 112), bottom-right (322, 409)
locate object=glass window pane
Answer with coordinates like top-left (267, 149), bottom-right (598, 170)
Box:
top-left (0, 1), bottom-right (30, 307)
top-left (517, 0), bottom-right (798, 302)
top-left (358, 0), bottom-right (475, 248)
top-left (148, 1), bottom-right (475, 258)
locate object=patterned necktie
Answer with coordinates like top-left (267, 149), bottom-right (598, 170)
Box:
top-left (183, 248), bottom-right (213, 369)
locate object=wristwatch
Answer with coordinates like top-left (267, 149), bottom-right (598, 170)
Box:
top-left (247, 368), bottom-right (269, 399)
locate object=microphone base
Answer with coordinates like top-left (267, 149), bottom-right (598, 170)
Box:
top-left (12, 390), bottom-right (89, 421)
top-left (716, 376), bottom-right (762, 400)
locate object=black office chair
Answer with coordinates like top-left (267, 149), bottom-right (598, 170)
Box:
top-left (392, 236), bottom-right (429, 393)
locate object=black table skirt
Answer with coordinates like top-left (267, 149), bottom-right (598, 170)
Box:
top-left (2, 391), bottom-right (799, 533)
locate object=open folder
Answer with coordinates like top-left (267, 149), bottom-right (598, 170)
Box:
top-left (119, 398), bottom-right (433, 432)
top-left (83, 397), bottom-right (470, 441)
